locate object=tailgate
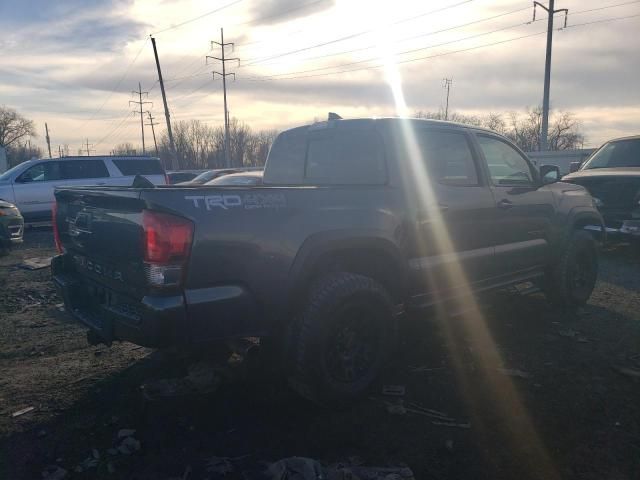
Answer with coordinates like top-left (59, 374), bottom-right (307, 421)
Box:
top-left (54, 187), bottom-right (149, 299)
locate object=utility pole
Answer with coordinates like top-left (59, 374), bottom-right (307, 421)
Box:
top-left (130, 83), bottom-right (152, 155)
top-left (146, 112), bottom-right (159, 156)
top-left (150, 36), bottom-right (178, 169)
top-left (442, 78), bottom-right (452, 120)
top-left (207, 28), bottom-right (239, 168)
top-left (84, 139), bottom-right (95, 156)
top-left (534, 0), bottom-right (568, 151)
top-left (58, 145), bottom-right (63, 158)
top-left (44, 123), bottom-right (52, 158)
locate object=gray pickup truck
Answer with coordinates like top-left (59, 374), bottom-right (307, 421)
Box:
top-left (52, 117), bottom-right (603, 404)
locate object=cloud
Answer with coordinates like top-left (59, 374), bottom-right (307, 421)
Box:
top-left (248, 0), bottom-right (335, 26)
top-left (0, 0), bottom-right (148, 55)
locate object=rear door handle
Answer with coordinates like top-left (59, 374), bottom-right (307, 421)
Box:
top-left (497, 199), bottom-right (513, 209)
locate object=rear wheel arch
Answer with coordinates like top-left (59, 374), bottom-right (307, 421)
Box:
top-left (289, 235), bottom-right (407, 308)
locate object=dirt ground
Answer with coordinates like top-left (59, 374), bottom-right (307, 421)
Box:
top-left (1, 228), bottom-right (639, 480)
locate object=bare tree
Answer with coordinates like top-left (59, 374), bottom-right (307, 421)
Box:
top-left (5, 144), bottom-right (43, 167)
top-left (157, 118), bottom-right (278, 170)
top-left (112, 143), bottom-right (137, 155)
top-left (415, 106), bottom-right (583, 151)
top-left (0, 106), bottom-right (36, 148)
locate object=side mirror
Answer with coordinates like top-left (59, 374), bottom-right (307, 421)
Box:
top-left (569, 161), bottom-right (581, 173)
top-left (539, 164), bottom-right (560, 185)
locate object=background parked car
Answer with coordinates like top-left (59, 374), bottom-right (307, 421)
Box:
top-left (0, 156), bottom-right (166, 222)
top-left (563, 135), bottom-right (640, 241)
top-left (205, 170), bottom-right (263, 186)
top-left (166, 170), bottom-right (207, 184)
top-left (0, 200), bottom-right (23, 256)
top-left (178, 167), bottom-right (263, 185)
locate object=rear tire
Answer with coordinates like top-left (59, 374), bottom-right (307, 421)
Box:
top-left (288, 272), bottom-right (395, 406)
top-left (544, 230), bottom-right (598, 309)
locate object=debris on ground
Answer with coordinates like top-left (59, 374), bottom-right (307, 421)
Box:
top-left (117, 428), bottom-right (136, 439)
top-left (267, 457), bottom-right (416, 480)
top-left (41, 465), bottom-right (67, 480)
top-left (408, 365), bottom-right (446, 373)
top-left (386, 403), bottom-right (407, 415)
top-left (11, 406), bottom-right (35, 417)
top-left (140, 362), bottom-right (220, 400)
top-left (497, 368), bottom-right (530, 379)
top-left (19, 256), bottom-right (52, 270)
top-left (206, 456), bottom-right (234, 476)
top-left (381, 398), bottom-right (470, 429)
top-left (117, 435), bottom-right (141, 455)
top-left (382, 385), bottom-right (406, 396)
top-left (267, 457), bottom-right (323, 480)
top-left (431, 420), bottom-right (471, 429)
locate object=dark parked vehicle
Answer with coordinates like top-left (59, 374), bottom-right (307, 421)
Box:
top-left (564, 135), bottom-right (640, 241)
top-left (178, 167), bottom-right (262, 185)
top-left (0, 200), bottom-right (24, 256)
top-left (206, 171), bottom-right (263, 186)
top-left (166, 170), bottom-right (206, 184)
top-left (52, 117), bottom-right (603, 404)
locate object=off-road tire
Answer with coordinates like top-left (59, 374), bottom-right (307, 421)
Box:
top-left (288, 272), bottom-right (395, 406)
top-left (544, 230), bottom-right (598, 309)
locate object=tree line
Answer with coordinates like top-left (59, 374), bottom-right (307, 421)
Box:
top-left (415, 106), bottom-right (585, 151)
top-left (1, 105), bottom-right (586, 171)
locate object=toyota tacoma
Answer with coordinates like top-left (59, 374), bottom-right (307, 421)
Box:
top-left (52, 117), bottom-right (603, 404)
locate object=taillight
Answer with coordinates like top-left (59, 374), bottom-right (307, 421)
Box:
top-left (142, 210), bottom-right (194, 287)
top-left (164, 173), bottom-right (170, 185)
top-left (52, 202), bottom-right (63, 253)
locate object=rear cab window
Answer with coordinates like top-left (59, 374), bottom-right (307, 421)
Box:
top-left (264, 123), bottom-right (387, 185)
top-left (305, 128), bottom-right (386, 185)
top-left (112, 158), bottom-right (164, 176)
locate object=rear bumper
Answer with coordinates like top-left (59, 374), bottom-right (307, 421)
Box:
top-left (52, 254), bottom-right (260, 348)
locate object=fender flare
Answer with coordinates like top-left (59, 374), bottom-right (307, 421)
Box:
top-left (287, 229), bottom-right (407, 301)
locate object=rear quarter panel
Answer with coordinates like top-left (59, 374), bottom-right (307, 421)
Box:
top-left (142, 185), bottom-right (406, 322)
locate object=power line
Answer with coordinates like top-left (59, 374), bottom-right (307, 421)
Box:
top-left (244, 5), bottom-right (534, 68)
top-left (207, 28), bottom-right (239, 167)
top-left (443, 78), bottom-right (453, 120)
top-left (248, 19), bottom-right (535, 79)
top-left (93, 110), bottom-right (134, 149)
top-left (242, 0), bottom-right (473, 66)
top-left (151, 0), bottom-right (244, 35)
top-left (83, 138), bottom-right (96, 156)
top-left (145, 112), bottom-right (160, 156)
top-left (241, 12), bottom-right (639, 82)
top-left (243, 0), bottom-right (639, 71)
top-left (129, 83), bottom-right (153, 154)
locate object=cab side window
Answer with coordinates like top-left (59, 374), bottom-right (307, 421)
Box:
top-left (416, 130), bottom-right (479, 186)
top-left (16, 162), bottom-right (61, 183)
top-left (477, 135), bottom-right (534, 186)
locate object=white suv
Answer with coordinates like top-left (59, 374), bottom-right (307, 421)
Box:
top-left (0, 156), bottom-right (166, 222)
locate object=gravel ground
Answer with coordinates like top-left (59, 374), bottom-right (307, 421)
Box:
top-left (0, 228), bottom-right (639, 479)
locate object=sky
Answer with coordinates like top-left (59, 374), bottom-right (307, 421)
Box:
top-left (0, 0), bottom-right (638, 155)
